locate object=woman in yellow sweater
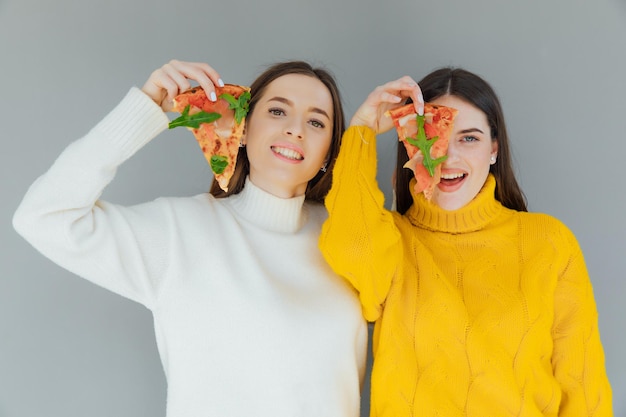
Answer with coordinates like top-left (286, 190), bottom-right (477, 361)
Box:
top-left (320, 68), bottom-right (613, 416)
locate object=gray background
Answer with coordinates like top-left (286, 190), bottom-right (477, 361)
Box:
top-left (1, 0), bottom-right (625, 416)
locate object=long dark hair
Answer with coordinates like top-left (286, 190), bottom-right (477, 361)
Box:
top-left (395, 67), bottom-right (527, 213)
top-left (210, 61), bottom-right (345, 203)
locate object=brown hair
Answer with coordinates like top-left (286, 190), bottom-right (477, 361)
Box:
top-left (395, 67), bottom-right (527, 214)
top-left (209, 61), bottom-right (345, 203)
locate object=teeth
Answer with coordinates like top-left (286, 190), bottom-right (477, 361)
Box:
top-left (272, 146), bottom-right (303, 160)
top-left (440, 172), bottom-right (465, 180)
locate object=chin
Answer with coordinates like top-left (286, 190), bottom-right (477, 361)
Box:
top-left (433, 194), bottom-right (464, 211)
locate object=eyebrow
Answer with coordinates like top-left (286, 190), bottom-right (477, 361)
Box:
top-left (458, 128), bottom-right (485, 135)
top-left (267, 96), bottom-right (331, 120)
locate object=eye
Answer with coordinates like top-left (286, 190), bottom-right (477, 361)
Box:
top-left (461, 135), bottom-right (478, 142)
top-left (269, 107), bottom-right (285, 116)
top-left (309, 119), bottom-right (326, 129)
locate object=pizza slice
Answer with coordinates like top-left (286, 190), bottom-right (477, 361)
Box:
top-left (386, 103), bottom-right (458, 200)
top-left (170, 84), bottom-right (251, 191)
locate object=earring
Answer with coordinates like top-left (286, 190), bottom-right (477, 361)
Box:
top-left (490, 155), bottom-right (496, 163)
top-left (320, 163), bottom-right (327, 173)
top-left (239, 141), bottom-right (246, 148)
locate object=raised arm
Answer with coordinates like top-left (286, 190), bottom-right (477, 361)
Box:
top-left (319, 77), bottom-right (423, 321)
top-left (12, 60), bottom-right (223, 309)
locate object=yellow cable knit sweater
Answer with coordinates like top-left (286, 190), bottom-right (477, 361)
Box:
top-left (320, 126), bottom-right (613, 416)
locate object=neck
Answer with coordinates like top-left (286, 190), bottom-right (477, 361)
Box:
top-left (226, 177), bottom-right (308, 233)
top-left (247, 174), bottom-right (307, 199)
top-left (406, 175), bottom-right (503, 233)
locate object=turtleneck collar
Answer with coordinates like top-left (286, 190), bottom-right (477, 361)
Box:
top-left (225, 177), bottom-right (307, 234)
top-left (406, 174), bottom-right (503, 234)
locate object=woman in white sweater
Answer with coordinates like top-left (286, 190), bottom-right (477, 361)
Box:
top-left (13, 60), bottom-right (367, 417)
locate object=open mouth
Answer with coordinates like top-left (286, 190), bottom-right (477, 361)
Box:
top-left (440, 172), bottom-right (466, 186)
top-left (271, 146), bottom-right (304, 161)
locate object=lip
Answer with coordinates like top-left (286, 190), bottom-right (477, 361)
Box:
top-left (438, 169), bottom-right (466, 192)
top-left (270, 142), bottom-right (305, 163)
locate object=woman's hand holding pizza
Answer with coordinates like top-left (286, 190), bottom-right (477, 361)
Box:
top-left (142, 60), bottom-right (224, 112)
top-left (350, 76), bottom-right (424, 134)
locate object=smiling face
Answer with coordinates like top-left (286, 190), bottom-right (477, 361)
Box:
top-left (430, 95), bottom-right (498, 211)
top-left (243, 73), bottom-right (333, 198)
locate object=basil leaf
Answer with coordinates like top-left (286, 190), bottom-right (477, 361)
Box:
top-left (219, 91), bottom-right (251, 125)
top-left (169, 105), bottom-right (222, 129)
top-left (210, 154), bottom-right (229, 175)
top-left (220, 93), bottom-right (238, 107)
top-left (406, 114), bottom-right (447, 177)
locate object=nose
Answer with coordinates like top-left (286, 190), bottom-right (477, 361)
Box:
top-left (285, 130), bottom-right (303, 140)
top-left (285, 120), bottom-right (304, 140)
top-left (286, 131), bottom-right (302, 138)
top-left (444, 140), bottom-right (459, 163)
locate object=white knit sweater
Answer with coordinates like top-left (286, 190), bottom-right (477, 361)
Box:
top-left (13, 87), bottom-right (368, 417)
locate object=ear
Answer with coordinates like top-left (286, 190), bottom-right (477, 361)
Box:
top-left (491, 140), bottom-right (498, 158)
top-left (489, 140), bottom-right (498, 165)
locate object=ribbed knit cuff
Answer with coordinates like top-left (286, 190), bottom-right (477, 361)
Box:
top-left (87, 87), bottom-right (169, 163)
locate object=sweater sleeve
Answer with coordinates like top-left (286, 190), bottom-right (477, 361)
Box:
top-left (551, 224), bottom-right (613, 416)
top-left (12, 87), bottom-right (171, 309)
top-left (319, 126), bottom-right (402, 322)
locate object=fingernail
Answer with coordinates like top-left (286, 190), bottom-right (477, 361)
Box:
top-left (218, 78), bottom-right (225, 87)
top-left (210, 91), bottom-right (217, 101)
